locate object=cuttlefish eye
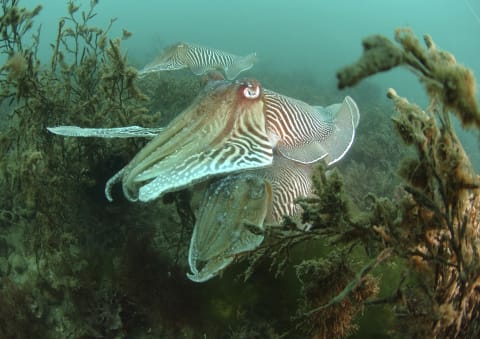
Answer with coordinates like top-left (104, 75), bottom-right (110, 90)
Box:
top-left (242, 81), bottom-right (261, 100)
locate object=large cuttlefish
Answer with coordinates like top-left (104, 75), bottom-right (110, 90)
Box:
top-left (48, 79), bottom-right (359, 204)
top-left (138, 42), bottom-right (257, 80)
top-left (187, 94), bottom-right (361, 282)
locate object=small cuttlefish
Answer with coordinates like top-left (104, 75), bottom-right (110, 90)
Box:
top-left (138, 42), bottom-right (257, 80)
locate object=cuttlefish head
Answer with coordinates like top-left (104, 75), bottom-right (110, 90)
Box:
top-left (138, 42), bottom-right (190, 76)
top-left (188, 173), bottom-right (271, 282)
top-left (106, 78), bottom-right (274, 202)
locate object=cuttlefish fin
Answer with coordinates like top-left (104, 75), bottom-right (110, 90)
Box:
top-left (187, 174), bottom-right (271, 282)
top-left (318, 95), bottom-right (360, 129)
top-left (320, 96), bottom-right (359, 165)
top-left (224, 53), bottom-right (257, 80)
top-left (138, 60), bottom-right (183, 77)
top-left (273, 96), bottom-right (359, 165)
top-left (47, 125), bottom-right (164, 138)
top-left (276, 141), bottom-right (329, 164)
top-left (188, 63), bottom-right (214, 76)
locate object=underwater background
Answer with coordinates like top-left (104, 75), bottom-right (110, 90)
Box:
top-left (22, 0), bottom-right (480, 169)
top-left (1, 0), bottom-right (480, 338)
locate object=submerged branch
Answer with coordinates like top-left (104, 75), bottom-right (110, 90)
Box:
top-left (304, 248), bottom-right (392, 317)
top-left (337, 28), bottom-right (480, 128)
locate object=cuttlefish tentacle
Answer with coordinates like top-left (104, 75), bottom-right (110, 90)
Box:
top-left (263, 90), bottom-right (359, 165)
top-left (138, 42), bottom-right (257, 80)
top-left (46, 125), bottom-right (164, 138)
top-left (111, 79), bottom-right (273, 202)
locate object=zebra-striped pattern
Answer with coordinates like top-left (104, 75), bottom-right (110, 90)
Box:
top-left (159, 43), bottom-right (187, 70)
top-left (138, 42), bottom-right (256, 79)
top-left (259, 155), bottom-right (312, 223)
top-left (263, 89), bottom-right (335, 147)
top-left (159, 108), bottom-right (273, 187)
top-left (125, 81), bottom-right (272, 202)
top-left (183, 43), bottom-right (238, 73)
top-left (211, 109), bottom-right (273, 170)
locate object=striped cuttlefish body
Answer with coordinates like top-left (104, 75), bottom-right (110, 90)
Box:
top-left (138, 42), bottom-right (258, 80)
top-left (47, 78), bottom-right (360, 282)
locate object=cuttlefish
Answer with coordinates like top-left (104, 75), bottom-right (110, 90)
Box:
top-left (48, 79), bottom-right (359, 204)
top-left (187, 155), bottom-right (315, 282)
top-left (187, 89), bottom-right (361, 282)
top-left (48, 78), bottom-right (360, 282)
top-left (138, 42), bottom-right (257, 80)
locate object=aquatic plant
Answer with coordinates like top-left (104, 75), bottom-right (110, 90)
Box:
top-left (336, 28), bottom-right (480, 338)
top-left (243, 28), bottom-right (480, 337)
top-left (0, 0), bottom-right (162, 337)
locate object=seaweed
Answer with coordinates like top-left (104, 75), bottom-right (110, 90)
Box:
top-left (0, 0), bottom-right (163, 337)
top-left (337, 28), bottom-right (480, 338)
top-left (242, 28), bottom-right (480, 338)
top-left (337, 28), bottom-right (480, 128)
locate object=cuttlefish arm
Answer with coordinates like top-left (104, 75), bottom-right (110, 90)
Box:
top-left (48, 79), bottom-right (274, 203)
top-left (187, 173), bottom-right (271, 283)
top-left (111, 79), bottom-right (273, 202)
top-left (263, 91), bottom-right (360, 165)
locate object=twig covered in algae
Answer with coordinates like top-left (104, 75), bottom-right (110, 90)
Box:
top-left (336, 27), bottom-right (480, 338)
top-left (337, 27), bottom-right (480, 128)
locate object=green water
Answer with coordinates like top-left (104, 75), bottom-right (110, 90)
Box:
top-left (22, 0), bottom-right (480, 169)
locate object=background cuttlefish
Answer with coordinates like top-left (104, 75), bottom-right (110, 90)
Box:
top-left (138, 42), bottom-right (258, 80)
top-left (48, 79), bottom-right (359, 204)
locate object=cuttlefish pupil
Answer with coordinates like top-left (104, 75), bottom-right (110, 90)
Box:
top-left (242, 82), bottom-right (261, 99)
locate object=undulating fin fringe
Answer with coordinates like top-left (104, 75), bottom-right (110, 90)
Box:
top-left (263, 91), bottom-right (359, 165)
top-left (318, 96), bottom-right (359, 165)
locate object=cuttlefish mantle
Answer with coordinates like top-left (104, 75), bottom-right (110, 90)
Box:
top-left (138, 42), bottom-right (257, 80)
